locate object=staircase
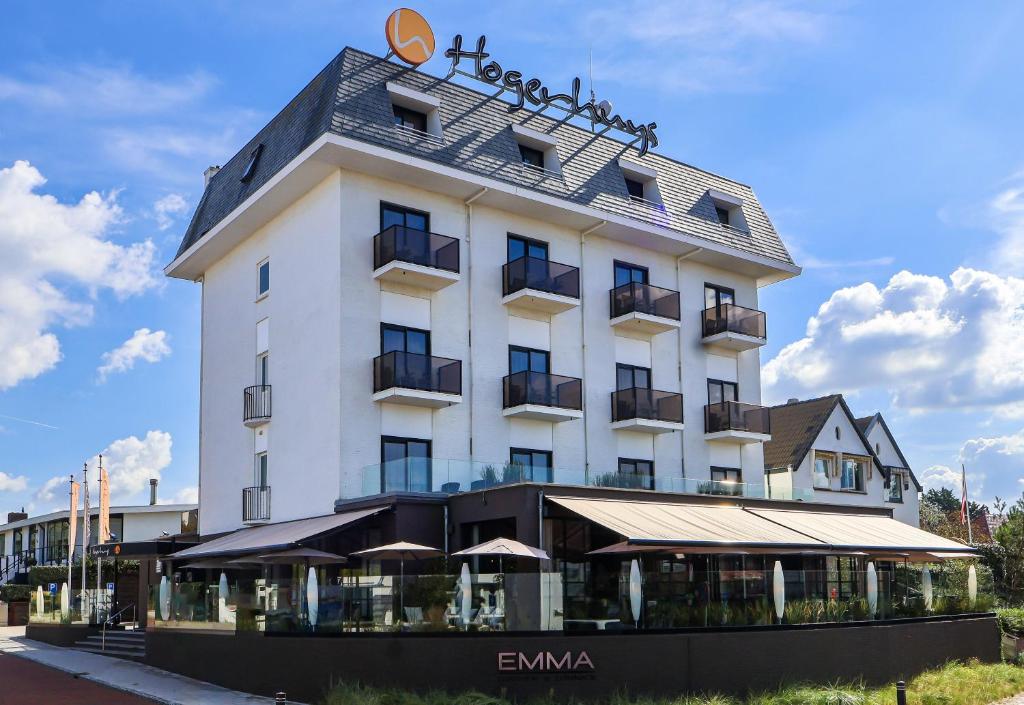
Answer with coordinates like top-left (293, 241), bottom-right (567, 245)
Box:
top-left (73, 628), bottom-right (146, 660)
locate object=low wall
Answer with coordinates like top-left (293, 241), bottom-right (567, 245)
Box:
top-left (26, 623), bottom-right (99, 647)
top-left (146, 615), bottom-right (1001, 703)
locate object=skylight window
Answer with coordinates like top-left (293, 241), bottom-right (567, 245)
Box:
top-left (240, 144), bottom-right (264, 184)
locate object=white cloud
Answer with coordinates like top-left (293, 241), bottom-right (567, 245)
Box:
top-left (763, 267), bottom-right (1024, 414)
top-left (152, 193), bottom-right (188, 231)
top-left (34, 475), bottom-right (66, 503)
top-left (97, 328), bottom-right (171, 382)
top-left (958, 429), bottom-right (1024, 503)
top-left (170, 486), bottom-right (199, 505)
top-left (0, 471), bottom-right (29, 493)
top-left (86, 430), bottom-right (173, 502)
top-left (989, 174), bottom-right (1024, 274)
top-left (0, 161), bottom-right (159, 389)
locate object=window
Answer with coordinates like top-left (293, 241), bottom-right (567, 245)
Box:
top-left (258, 259), bottom-right (270, 297)
top-left (510, 448), bottom-right (553, 483)
top-left (813, 453), bottom-right (833, 489)
top-left (715, 206), bottom-right (730, 225)
top-left (711, 467), bottom-right (741, 483)
top-left (393, 104), bottom-right (428, 133)
top-left (507, 233), bottom-right (548, 262)
top-left (707, 189), bottom-right (747, 230)
top-left (381, 324), bottom-right (430, 355)
top-left (381, 202), bottom-right (429, 233)
top-left (509, 345), bottom-right (549, 374)
top-left (841, 457), bottom-right (866, 491)
top-left (381, 436), bottom-right (431, 493)
top-left (704, 283), bottom-right (735, 311)
top-left (888, 472), bottom-right (904, 503)
top-left (835, 426), bottom-right (841, 441)
top-left (255, 452), bottom-right (268, 488)
top-left (256, 352), bottom-right (269, 386)
top-left (616, 363), bottom-right (651, 391)
top-left (614, 261), bottom-right (648, 288)
top-left (240, 144), bottom-right (264, 183)
top-left (618, 458), bottom-right (654, 490)
top-left (519, 144), bottom-right (545, 169)
top-left (875, 442), bottom-right (881, 454)
top-left (707, 379), bottom-right (738, 404)
top-left (619, 159), bottom-right (661, 207)
top-left (0, 533), bottom-right (5, 556)
top-left (710, 467), bottom-right (742, 495)
top-left (624, 178), bottom-right (645, 201)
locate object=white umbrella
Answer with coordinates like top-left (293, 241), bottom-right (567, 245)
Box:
top-left (60, 582), bottom-right (69, 620)
top-left (453, 537), bottom-right (548, 575)
top-left (968, 564), bottom-right (978, 607)
top-left (922, 566), bottom-right (933, 611)
top-left (772, 560), bottom-right (785, 622)
top-left (306, 566), bottom-right (319, 629)
top-left (866, 562), bottom-right (878, 619)
top-left (459, 562), bottom-right (473, 630)
top-left (629, 558), bottom-right (642, 625)
top-left (159, 575), bottom-right (170, 621)
top-left (218, 572), bottom-right (229, 623)
top-left (353, 542), bottom-right (444, 626)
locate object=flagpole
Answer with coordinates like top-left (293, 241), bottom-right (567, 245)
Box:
top-left (962, 464), bottom-right (973, 545)
top-left (96, 455), bottom-right (103, 623)
top-left (81, 462), bottom-right (89, 621)
top-left (67, 475), bottom-right (73, 600)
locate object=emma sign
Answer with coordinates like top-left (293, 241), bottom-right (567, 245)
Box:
top-left (497, 650), bottom-right (595, 673)
top-left (445, 35), bottom-right (659, 156)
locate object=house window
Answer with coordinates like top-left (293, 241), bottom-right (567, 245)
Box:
top-left (704, 283), bottom-right (735, 311)
top-left (711, 467), bottom-right (741, 483)
top-left (381, 436), bottom-right (431, 493)
top-left (614, 261), bottom-right (648, 288)
top-left (393, 104), bottom-right (428, 133)
top-left (510, 448), bottom-right (552, 483)
top-left (0, 533), bottom-right (5, 556)
top-left (381, 324), bottom-right (430, 355)
top-left (518, 144), bottom-right (545, 169)
top-left (624, 178), bottom-right (645, 201)
top-left (707, 379), bottom-right (738, 404)
top-left (888, 473), bottom-right (904, 503)
top-left (509, 346), bottom-right (549, 374)
top-left (709, 467), bottom-right (742, 496)
top-left (256, 352), bottom-right (269, 386)
top-left (616, 363), bottom-right (650, 391)
top-left (255, 452), bottom-right (268, 488)
top-left (813, 453), bottom-right (833, 489)
top-left (507, 233), bottom-right (548, 262)
top-left (381, 202), bottom-right (429, 233)
top-left (841, 457), bottom-right (866, 491)
top-left (835, 426), bottom-right (841, 440)
top-left (618, 458), bottom-right (654, 490)
top-left (258, 259), bottom-right (270, 296)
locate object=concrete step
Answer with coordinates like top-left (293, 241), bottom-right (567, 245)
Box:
top-left (80, 634), bottom-right (145, 646)
top-left (73, 645), bottom-right (146, 659)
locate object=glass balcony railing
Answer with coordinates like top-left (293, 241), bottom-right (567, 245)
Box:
top-left (610, 282), bottom-right (680, 320)
top-left (611, 387), bottom-right (683, 424)
top-left (373, 351), bottom-right (462, 396)
top-left (503, 371), bottom-right (582, 410)
top-left (502, 256), bottom-right (580, 299)
top-left (373, 225), bottom-right (459, 273)
top-left (702, 303), bottom-right (767, 339)
top-left (705, 401), bottom-right (771, 435)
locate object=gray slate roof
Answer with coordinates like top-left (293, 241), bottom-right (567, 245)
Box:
top-left (177, 47), bottom-right (795, 268)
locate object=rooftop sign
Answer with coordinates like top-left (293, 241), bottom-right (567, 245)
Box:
top-left (384, 8), bottom-right (435, 66)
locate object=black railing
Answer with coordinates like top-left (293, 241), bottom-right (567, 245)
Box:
top-left (0, 550), bottom-right (32, 584)
top-left (373, 225), bottom-right (460, 273)
top-left (503, 371), bottom-right (582, 410)
top-left (704, 401), bottom-right (771, 435)
top-left (242, 486), bottom-right (271, 523)
top-left (610, 282), bottom-right (680, 321)
top-left (373, 351), bottom-right (462, 395)
top-left (243, 385), bottom-right (272, 423)
top-left (702, 303), bottom-right (767, 339)
top-left (502, 256), bottom-right (580, 299)
top-left (611, 388), bottom-right (684, 424)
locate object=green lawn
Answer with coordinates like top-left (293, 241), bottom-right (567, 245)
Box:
top-left (322, 661), bottom-right (1024, 705)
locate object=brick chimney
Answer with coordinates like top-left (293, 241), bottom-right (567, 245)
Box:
top-left (203, 165), bottom-right (221, 187)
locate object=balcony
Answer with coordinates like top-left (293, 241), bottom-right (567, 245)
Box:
top-left (701, 304), bottom-right (767, 351)
top-left (372, 225), bottom-right (460, 291)
top-left (610, 388), bottom-right (684, 434)
top-left (704, 401), bottom-right (771, 444)
top-left (609, 282), bottom-right (681, 335)
top-left (243, 385), bottom-right (271, 427)
top-left (242, 485), bottom-right (271, 524)
top-left (502, 370), bottom-right (583, 422)
top-left (501, 256), bottom-right (580, 314)
top-left (372, 351), bottom-right (462, 408)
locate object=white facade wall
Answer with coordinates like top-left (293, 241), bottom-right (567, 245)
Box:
top-left (863, 422), bottom-right (921, 526)
top-left (198, 168), bottom-right (771, 533)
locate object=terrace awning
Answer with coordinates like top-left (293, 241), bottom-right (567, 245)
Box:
top-left (167, 507), bottom-right (385, 560)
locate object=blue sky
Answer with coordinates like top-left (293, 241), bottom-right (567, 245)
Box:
top-left (1, 1), bottom-right (1023, 516)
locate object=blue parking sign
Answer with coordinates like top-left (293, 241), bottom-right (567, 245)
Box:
top-left (48, 583), bottom-right (56, 595)
top-left (106, 582), bottom-right (114, 592)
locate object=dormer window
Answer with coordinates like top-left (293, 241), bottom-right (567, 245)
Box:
top-left (510, 124), bottom-right (561, 178)
top-left (715, 206), bottom-right (730, 225)
top-left (624, 178), bottom-right (645, 201)
top-left (386, 82), bottom-right (443, 144)
top-left (240, 144), bottom-right (264, 184)
top-left (707, 189), bottom-right (748, 231)
top-left (518, 144), bottom-right (545, 169)
top-left (619, 158), bottom-right (662, 208)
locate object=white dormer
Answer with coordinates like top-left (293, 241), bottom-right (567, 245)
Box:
top-left (707, 189), bottom-right (748, 231)
top-left (386, 82), bottom-right (444, 144)
top-left (510, 124), bottom-right (562, 178)
top-left (619, 158), bottom-right (663, 208)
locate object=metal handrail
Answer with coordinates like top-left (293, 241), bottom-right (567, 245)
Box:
top-left (101, 603), bottom-right (137, 652)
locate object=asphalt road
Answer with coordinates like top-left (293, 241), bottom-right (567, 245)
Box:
top-left (0, 649), bottom-right (160, 705)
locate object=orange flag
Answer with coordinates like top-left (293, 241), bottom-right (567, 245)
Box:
top-left (99, 466), bottom-right (111, 544)
top-left (68, 480), bottom-right (79, 564)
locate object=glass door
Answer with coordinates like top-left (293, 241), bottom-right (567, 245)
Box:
top-left (382, 437), bottom-right (431, 493)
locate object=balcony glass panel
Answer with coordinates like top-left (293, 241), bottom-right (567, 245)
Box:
top-left (610, 282), bottom-right (680, 320)
top-left (373, 225), bottom-right (459, 273)
top-left (702, 303), bottom-right (767, 338)
top-left (373, 352), bottom-right (462, 395)
top-left (611, 388), bottom-right (683, 423)
top-left (502, 370), bottom-right (582, 410)
top-left (502, 256), bottom-right (579, 298)
top-left (704, 401), bottom-right (771, 434)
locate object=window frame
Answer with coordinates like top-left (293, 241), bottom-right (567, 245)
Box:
top-left (507, 233), bottom-right (549, 262)
top-left (840, 455), bottom-right (868, 492)
top-left (888, 471), bottom-right (904, 502)
top-left (613, 260), bottom-right (649, 288)
top-left (240, 144), bottom-right (264, 184)
top-left (380, 202), bottom-right (430, 233)
top-left (616, 362), bottom-right (651, 391)
top-left (508, 345), bottom-right (550, 375)
top-left (256, 351), bottom-right (269, 386)
top-left (704, 283), bottom-right (736, 311)
top-left (380, 435), bottom-right (433, 493)
top-left (392, 104), bottom-right (428, 133)
top-left (710, 466), bottom-right (742, 483)
top-left (813, 452), bottom-right (834, 489)
top-left (257, 258), bottom-right (270, 297)
top-left (255, 451), bottom-right (268, 488)
top-left (518, 143), bottom-right (545, 169)
top-left (380, 323), bottom-right (431, 356)
top-left (624, 177), bottom-right (645, 201)
top-left (707, 378), bottom-right (738, 404)
top-left (510, 448), bottom-right (553, 483)
top-left (618, 457), bottom-right (654, 489)
top-left (715, 205), bottom-right (730, 225)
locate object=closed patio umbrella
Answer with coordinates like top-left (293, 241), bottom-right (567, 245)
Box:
top-left (459, 561), bottom-right (473, 630)
top-left (60, 582), bottom-right (69, 620)
top-left (866, 562), bottom-right (878, 619)
top-left (218, 572), bottom-right (229, 624)
top-left (307, 566), bottom-right (319, 629)
top-left (353, 542), bottom-right (443, 626)
top-left (629, 559), bottom-right (642, 625)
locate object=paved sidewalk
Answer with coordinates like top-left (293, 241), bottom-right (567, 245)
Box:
top-left (0, 627), bottom-right (297, 705)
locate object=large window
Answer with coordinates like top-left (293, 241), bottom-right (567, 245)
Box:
top-left (507, 234), bottom-right (548, 262)
top-left (616, 363), bottom-right (650, 391)
top-left (614, 261), bottom-right (648, 288)
top-left (618, 458), bottom-right (654, 490)
top-left (710, 467), bottom-right (741, 483)
top-left (381, 436), bottom-right (431, 493)
top-left (509, 346), bottom-right (549, 374)
top-left (510, 448), bottom-right (552, 483)
top-left (841, 456), bottom-right (867, 492)
top-left (707, 379), bottom-right (738, 404)
top-left (704, 283), bottom-right (735, 311)
top-left (381, 324), bottom-right (430, 355)
top-left (813, 453), bottom-right (833, 489)
top-left (381, 202), bottom-right (429, 233)
top-left (393, 104), bottom-right (428, 133)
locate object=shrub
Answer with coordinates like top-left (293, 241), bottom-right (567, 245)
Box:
top-left (0, 584), bottom-right (32, 602)
top-left (998, 607), bottom-right (1024, 637)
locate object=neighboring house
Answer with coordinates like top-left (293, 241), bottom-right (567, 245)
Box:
top-left (855, 413), bottom-right (922, 526)
top-left (764, 395), bottom-right (920, 526)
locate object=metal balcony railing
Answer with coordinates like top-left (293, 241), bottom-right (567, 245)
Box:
top-left (611, 388), bottom-right (683, 424)
top-left (702, 303), bottom-right (767, 339)
top-left (503, 371), bottom-right (582, 411)
top-left (242, 486), bottom-right (271, 523)
top-left (373, 225), bottom-right (459, 273)
top-left (610, 282), bottom-right (680, 321)
top-left (373, 351), bottom-right (462, 395)
top-left (704, 401), bottom-right (771, 434)
top-left (502, 256), bottom-right (580, 299)
top-left (243, 385), bottom-right (272, 424)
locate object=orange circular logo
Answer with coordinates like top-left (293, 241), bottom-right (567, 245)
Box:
top-left (384, 8), bottom-right (434, 66)
top-left (114, 544), bottom-right (121, 555)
